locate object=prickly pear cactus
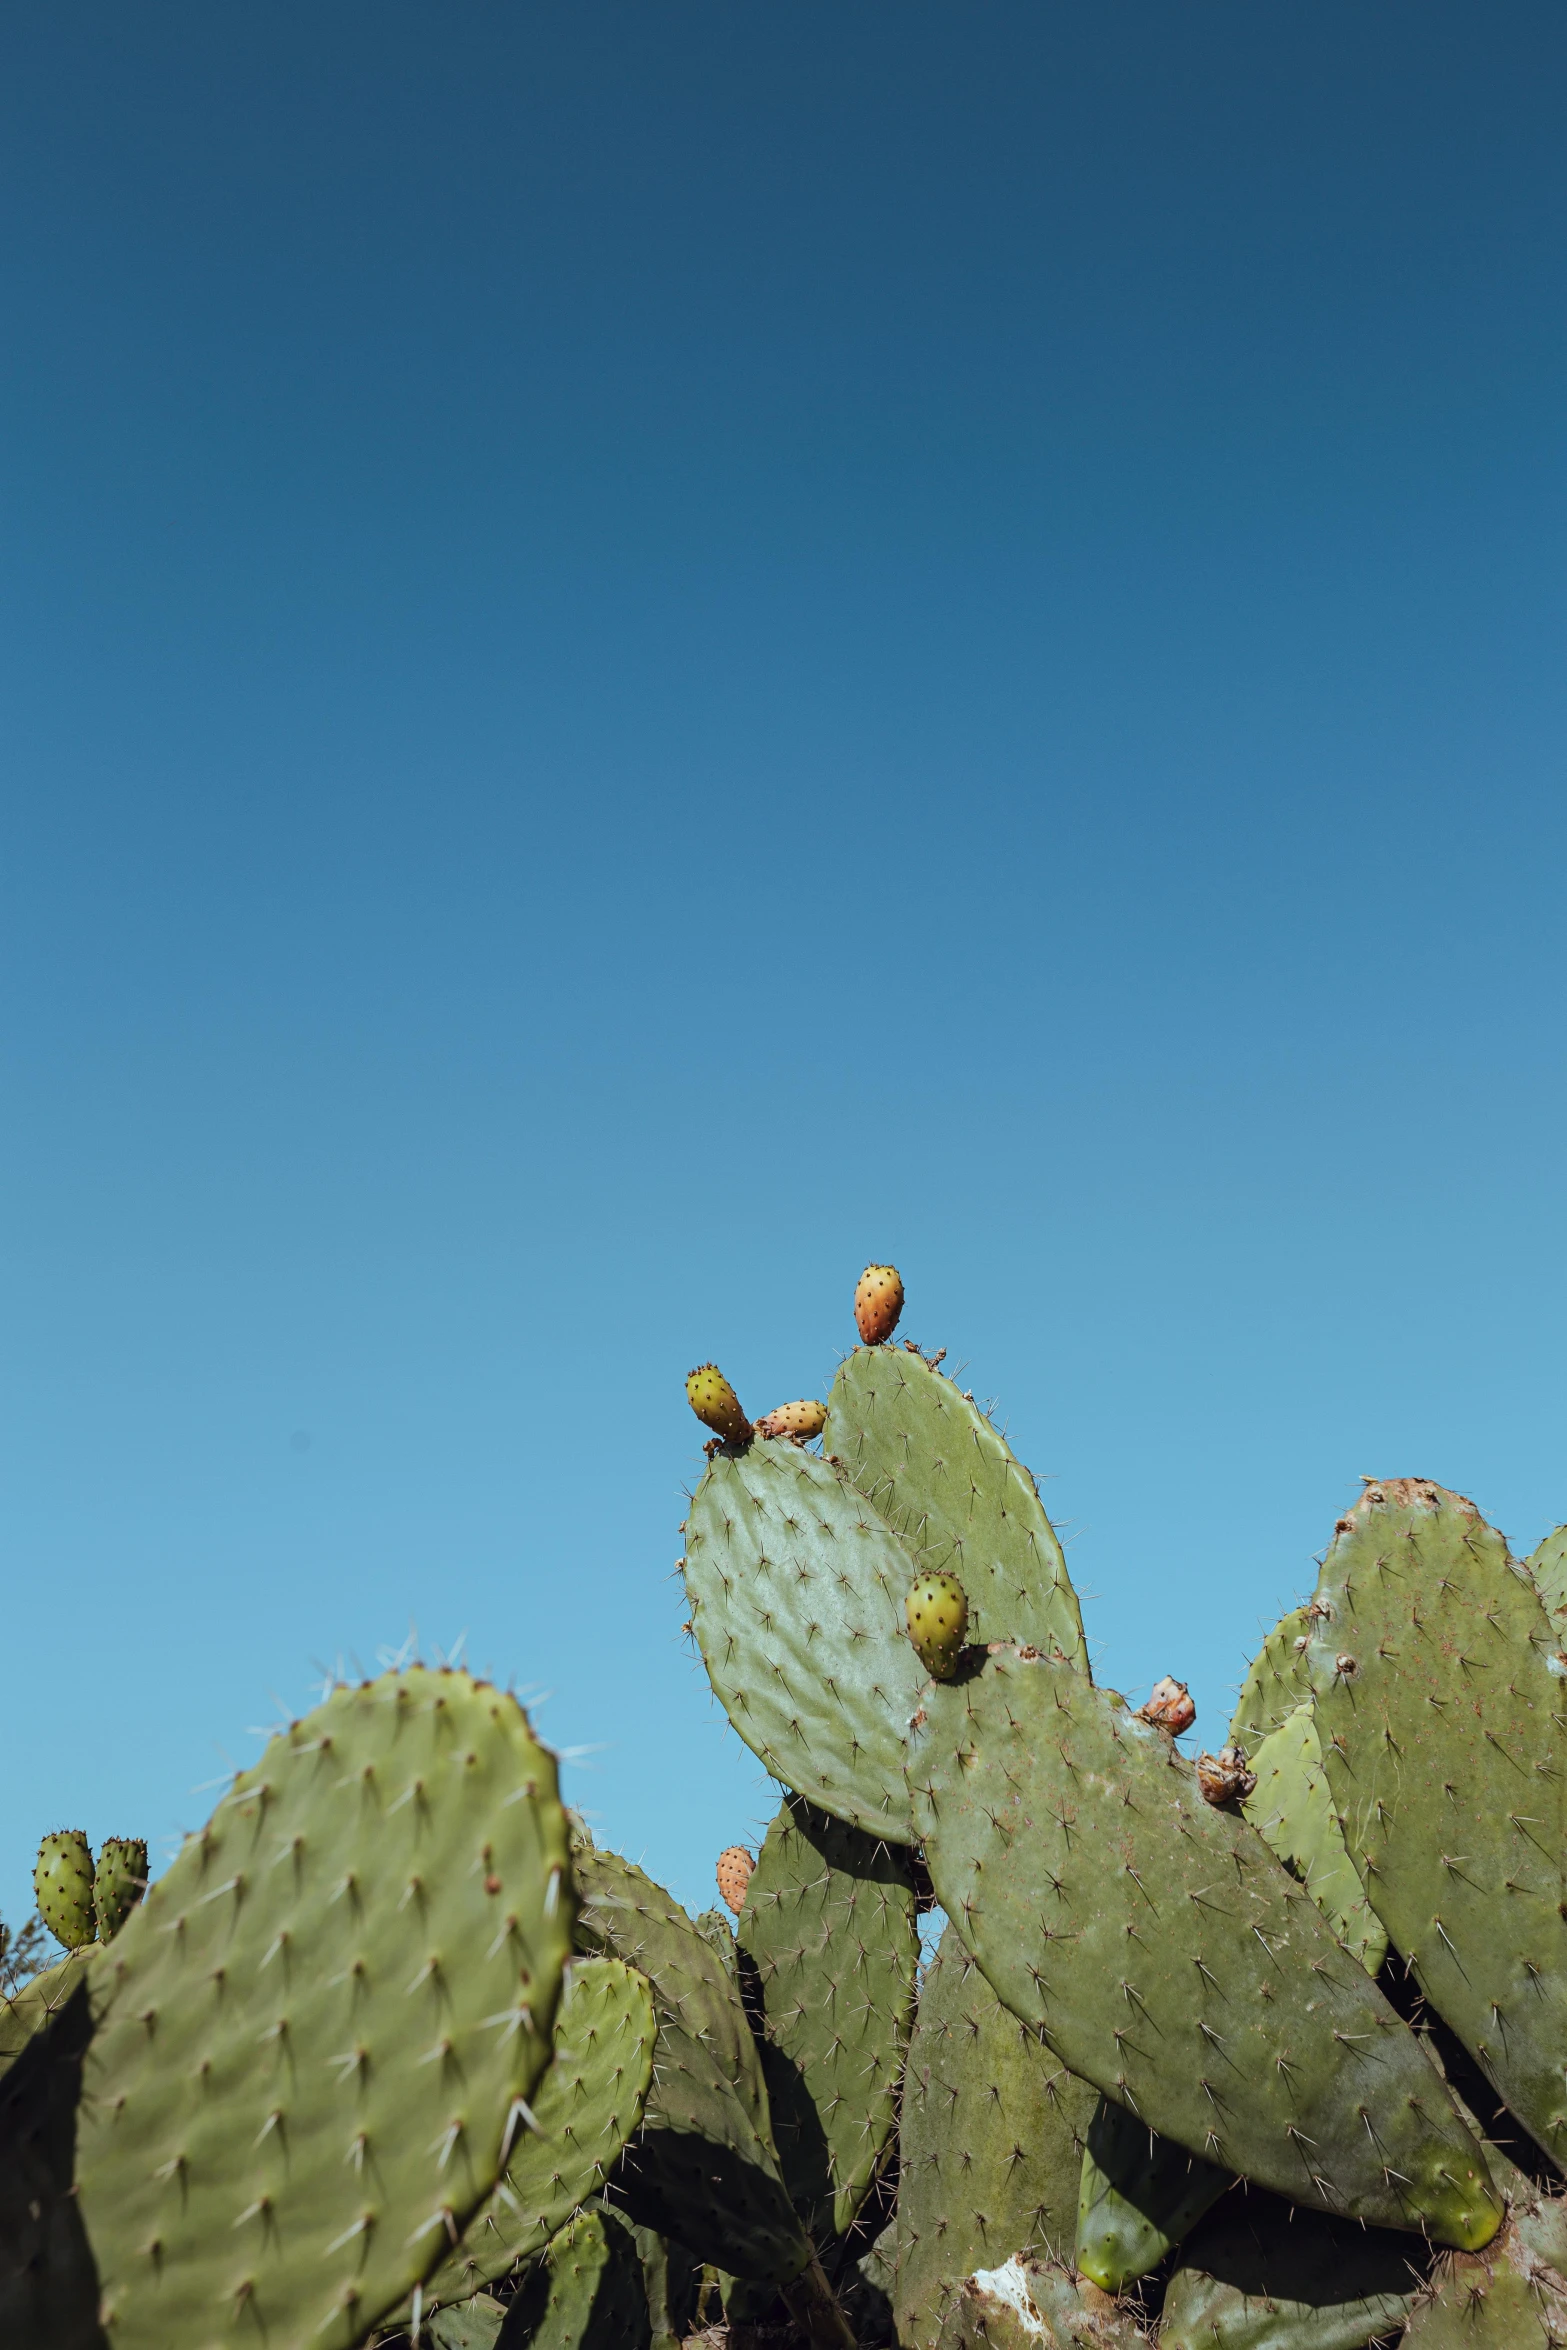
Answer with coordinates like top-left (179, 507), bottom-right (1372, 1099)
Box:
top-left (1401, 2219), bottom-right (1567, 2350)
top-left (91, 1837), bottom-right (147, 1943)
top-left (1526, 1523), bottom-right (1567, 1635)
top-left (1074, 2097), bottom-right (1229, 2291)
top-left (683, 1438), bottom-right (925, 1843)
top-left (935, 2256), bottom-right (1152, 2350)
top-left (1306, 1479), bottom-right (1567, 2166)
top-left (1241, 1703), bottom-right (1387, 1975)
top-left (895, 1922), bottom-right (1095, 2350)
top-left (906, 1645), bottom-right (1501, 2246)
top-left (573, 1847), bottom-right (811, 2283)
top-left (33, 1832), bottom-right (95, 1953)
top-left (1229, 1605), bottom-right (1314, 1750)
top-left (504, 2205), bottom-right (653, 2349)
top-left (737, 1793), bottom-right (919, 2242)
top-left (825, 1346), bottom-right (1088, 1671)
top-left (0, 1945), bottom-right (97, 2078)
top-left (417, 1955), bottom-right (657, 2309)
top-left (2, 1668), bottom-right (576, 2350)
top-left (1160, 2187), bottom-right (1427, 2350)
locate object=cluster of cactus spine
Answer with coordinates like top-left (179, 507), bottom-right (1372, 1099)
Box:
top-left (8, 1262), bottom-right (1567, 2350)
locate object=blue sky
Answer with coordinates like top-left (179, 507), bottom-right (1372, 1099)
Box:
top-left (3, 4), bottom-right (1564, 1932)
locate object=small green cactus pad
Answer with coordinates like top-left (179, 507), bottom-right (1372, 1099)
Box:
top-left (906, 1646), bottom-right (1501, 2247)
top-left (1228, 1606), bottom-right (1313, 1749)
top-left (429, 2291), bottom-right (507, 2350)
top-left (91, 1838), bottom-right (147, 1943)
top-left (573, 1847), bottom-right (810, 2283)
top-left (935, 2256), bottom-right (1152, 2350)
top-left (1241, 1703), bottom-right (1387, 1975)
top-left (684, 1439), bottom-right (925, 1843)
top-left (503, 2206), bottom-right (653, 2349)
top-left (1306, 1479), bottom-right (1567, 2165)
top-left (46, 1668), bottom-right (573, 2350)
top-left (633, 2226), bottom-right (700, 2350)
top-left (419, 1955), bottom-right (657, 2307)
top-left (0, 1945), bottom-right (98, 2080)
top-left (1526, 1524), bottom-right (1567, 1635)
top-left (825, 1346), bottom-right (1089, 1672)
top-left (895, 1921), bottom-right (1095, 2350)
top-left (1074, 2096), bottom-right (1230, 2291)
top-left (33, 1831), bottom-right (95, 1953)
top-left (1160, 2188), bottom-right (1426, 2350)
top-left (1401, 2219), bottom-right (1567, 2350)
top-left (737, 1794), bottom-right (919, 2242)
top-left (692, 1906), bottom-right (740, 1983)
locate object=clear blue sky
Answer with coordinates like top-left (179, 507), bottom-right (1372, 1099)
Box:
top-left (3, 5), bottom-right (1564, 1932)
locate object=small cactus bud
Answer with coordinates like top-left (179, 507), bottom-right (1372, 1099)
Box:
top-left (35, 1830), bottom-right (97, 1952)
top-left (94, 1837), bottom-right (149, 1942)
top-left (1196, 1746), bottom-right (1257, 1807)
top-left (854, 1263), bottom-right (904, 1346)
top-left (715, 1846), bottom-right (754, 1915)
top-left (906, 1571), bottom-right (969, 1681)
top-left (753, 1398), bottom-right (827, 1442)
top-left (1139, 1676), bottom-right (1195, 1735)
top-left (686, 1364), bottom-right (751, 1446)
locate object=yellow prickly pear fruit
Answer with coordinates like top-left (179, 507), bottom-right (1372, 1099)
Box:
top-left (854, 1263), bottom-right (904, 1345)
top-left (753, 1398), bottom-right (827, 1442)
top-left (716, 1845), bottom-right (754, 1915)
top-left (35, 1829), bottom-right (97, 1952)
top-left (905, 1571), bottom-right (969, 1681)
top-left (686, 1363), bottom-right (751, 1446)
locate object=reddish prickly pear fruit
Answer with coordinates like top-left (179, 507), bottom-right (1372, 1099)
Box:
top-left (716, 1845), bottom-right (754, 1915)
top-left (35, 1829), bottom-right (96, 1952)
top-left (905, 1571), bottom-right (969, 1681)
top-left (1139, 1676), bottom-right (1196, 1735)
top-left (1196, 1745), bottom-right (1256, 1806)
top-left (854, 1263), bottom-right (904, 1346)
top-left (753, 1398), bottom-right (827, 1442)
top-left (686, 1364), bottom-right (751, 1446)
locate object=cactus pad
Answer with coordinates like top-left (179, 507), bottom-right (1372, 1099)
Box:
top-left (737, 1793), bottom-right (919, 2241)
top-left (1229, 1606), bottom-right (1314, 1751)
top-left (1526, 1524), bottom-right (1567, 1634)
top-left (92, 1838), bottom-right (147, 1944)
top-left (504, 2205), bottom-right (653, 2349)
top-left (1306, 1479), bottom-right (1567, 2164)
top-left (573, 1846), bottom-right (810, 2283)
top-left (1401, 2218), bottom-right (1567, 2350)
top-left (1074, 2097), bottom-right (1230, 2291)
top-left (34, 1668), bottom-right (574, 2349)
top-left (1241, 1703), bottom-right (1386, 1975)
top-left (896, 1921), bottom-right (1095, 2350)
top-left (825, 1345), bottom-right (1088, 1670)
top-left (1160, 2187), bottom-right (1426, 2350)
top-left (906, 1645), bottom-right (1501, 2246)
top-left (34, 1831), bottom-right (95, 1953)
top-left (684, 1438), bottom-right (925, 1842)
top-left (935, 2256), bottom-right (1153, 2350)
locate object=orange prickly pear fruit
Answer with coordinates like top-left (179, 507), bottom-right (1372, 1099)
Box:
top-left (1138, 1676), bottom-right (1196, 1734)
top-left (716, 1845), bottom-right (754, 1915)
top-left (854, 1263), bottom-right (904, 1345)
top-left (905, 1571), bottom-right (968, 1681)
top-left (686, 1364), bottom-right (751, 1446)
top-left (753, 1398), bottom-right (827, 1442)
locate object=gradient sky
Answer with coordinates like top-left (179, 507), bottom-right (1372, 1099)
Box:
top-left (3, 4), bottom-right (1564, 1934)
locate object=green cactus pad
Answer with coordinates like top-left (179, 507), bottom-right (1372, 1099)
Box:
top-left (1241, 1703), bottom-right (1387, 1975)
top-left (737, 1794), bottom-right (919, 2242)
top-left (0, 1945), bottom-right (98, 2079)
top-left (91, 1839), bottom-right (147, 1944)
top-left (825, 1346), bottom-right (1088, 1671)
top-left (1160, 2189), bottom-right (1426, 2350)
top-left (692, 1907), bottom-right (740, 1983)
top-left (429, 2291), bottom-right (507, 2349)
top-left (503, 2206), bottom-right (653, 2349)
top-left (895, 1921), bottom-right (1094, 2350)
top-left (1400, 2219), bottom-right (1567, 2350)
top-left (934, 2256), bottom-right (1152, 2350)
top-left (1074, 2096), bottom-right (1230, 2291)
top-left (684, 1438), bottom-right (925, 1843)
top-left (33, 1831), bottom-right (96, 1953)
top-left (419, 1955), bottom-right (656, 2308)
top-left (1306, 1479), bottom-right (1567, 2166)
top-left (1526, 1524), bottom-right (1567, 1634)
top-left (906, 1645), bottom-right (1501, 2247)
top-left (573, 1847), bottom-right (810, 2283)
top-left (17, 1668), bottom-right (574, 2350)
top-left (1229, 1606), bottom-right (1314, 1750)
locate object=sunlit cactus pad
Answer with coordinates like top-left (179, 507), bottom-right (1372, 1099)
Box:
top-left (63, 1667), bottom-right (573, 2350)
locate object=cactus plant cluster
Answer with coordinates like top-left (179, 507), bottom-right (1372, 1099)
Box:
top-left (6, 1269), bottom-right (1567, 2350)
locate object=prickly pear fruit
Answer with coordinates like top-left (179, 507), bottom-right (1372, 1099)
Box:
top-left (34, 1832), bottom-right (95, 1952)
top-left (753, 1399), bottom-right (827, 1442)
top-left (716, 1846), bottom-right (754, 1915)
top-left (92, 1839), bottom-right (147, 1943)
top-left (686, 1364), bottom-right (751, 1446)
top-left (906, 1571), bottom-right (968, 1680)
top-left (854, 1263), bottom-right (904, 1345)
top-left (1195, 1746), bottom-right (1255, 1805)
top-left (1138, 1677), bottom-right (1195, 1734)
